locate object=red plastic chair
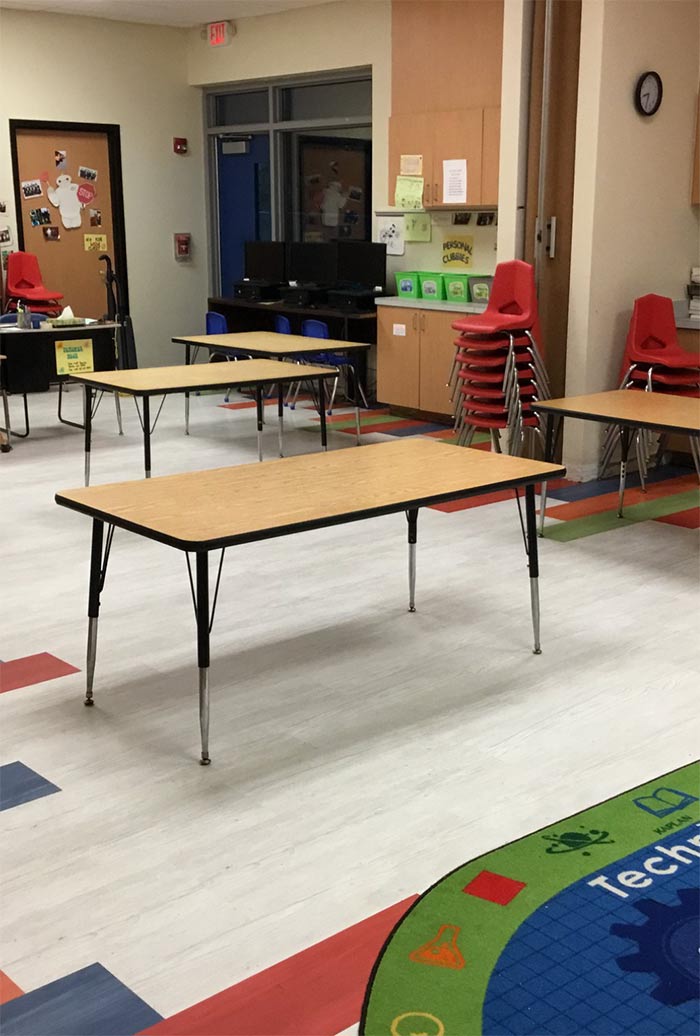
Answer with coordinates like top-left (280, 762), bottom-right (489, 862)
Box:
top-left (4, 252), bottom-right (63, 314)
top-left (452, 260), bottom-right (537, 336)
top-left (619, 294), bottom-right (700, 384)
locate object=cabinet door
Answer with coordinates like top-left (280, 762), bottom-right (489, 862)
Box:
top-left (429, 109), bottom-right (484, 206)
top-left (388, 113), bottom-right (432, 210)
top-left (376, 306), bottom-right (421, 409)
top-left (482, 107), bottom-right (501, 206)
top-left (418, 310), bottom-right (459, 416)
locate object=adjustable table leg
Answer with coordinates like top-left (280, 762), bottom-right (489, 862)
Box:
top-left (525, 484), bottom-right (542, 654)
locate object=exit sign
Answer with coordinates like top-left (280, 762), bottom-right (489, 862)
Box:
top-left (208, 20), bottom-right (232, 47)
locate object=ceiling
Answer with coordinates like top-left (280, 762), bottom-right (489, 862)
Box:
top-left (0, 0), bottom-right (334, 28)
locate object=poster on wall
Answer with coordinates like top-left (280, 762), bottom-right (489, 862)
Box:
top-left (84, 233), bottom-right (108, 252)
top-left (376, 215), bottom-right (405, 256)
top-left (442, 234), bottom-right (474, 268)
top-left (299, 136), bottom-right (370, 243)
top-left (55, 338), bottom-right (94, 375)
top-left (46, 174), bottom-right (84, 229)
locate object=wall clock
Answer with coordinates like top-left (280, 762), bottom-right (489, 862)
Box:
top-left (634, 71), bottom-right (663, 116)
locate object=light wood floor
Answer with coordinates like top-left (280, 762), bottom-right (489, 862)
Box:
top-left (1, 385), bottom-right (698, 1020)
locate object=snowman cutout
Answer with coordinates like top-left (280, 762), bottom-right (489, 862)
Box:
top-left (320, 181), bottom-right (349, 228)
top-left (46, 174), bottom-right (83, 229)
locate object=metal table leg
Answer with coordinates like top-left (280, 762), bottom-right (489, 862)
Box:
top-left (184, 342), bottom-right (191, 435)
top-left (318, 378), bottom-right (327, 451)
top-left (196, 551), bottom-right (211, 765)
top-left (114, 391), bottom-right (124, 435)
top-left (256, 386), bottom-right (264, 461)
top-left (278, 382), bottom-right (284, 457)
top-left (525, 484), bottom-right (542, 654)
top-left (618, 426), bottom-right (631, 517)
top-left (84, 385), bottom-right (92, 486)
top-left (539, 412), bottom-right (555, 535)
top-left (143, 395), bottom-right (152, 478)
top-left (85, 519), bottom-right (114, 707)
top-left (406, 508), bottom-right (418, 612)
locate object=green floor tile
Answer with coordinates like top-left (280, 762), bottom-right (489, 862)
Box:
top-left (544, 488), bottom-right (700, 541)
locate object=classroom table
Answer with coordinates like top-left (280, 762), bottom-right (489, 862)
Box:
top-left (171, 331), bottom-right (371, 434)
top-left (535, 390), bottom-right (700, 531)
top-left (55, 439), bottom-right (566, 766)
top-left (0, 322), bottom-right (121, 447)
top-left (69, 359), bottom-right (338, 484)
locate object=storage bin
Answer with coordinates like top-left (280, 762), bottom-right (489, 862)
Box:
top-left (468, 274), bottom-right (494, 303)
top-left (394, 271), bottom-right (420, 298)
top-left (418, 271), bottom-right (446, 301)
top-left (442, 273), bottom-right (469, 302)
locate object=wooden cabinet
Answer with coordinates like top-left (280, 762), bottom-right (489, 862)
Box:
top-left (388, 107), bottom-right (500, 207)
top-left (377, 306), bottom-right (458, 416)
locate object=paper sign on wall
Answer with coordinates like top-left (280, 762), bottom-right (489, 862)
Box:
top-left (399, 154), bottom-right (423, 176)
top-left (395, 175), bottom-right (424, 210)
top-left (442, 234), bottom-right (474, 268)
top-left (404, 212), bottom-right (431, 242)
top-left (392, 323), bottom-right (407, 337)
top-left (442, 159), bottom-right (467, 205)
top-left (55, 339), bottom-right (94, 375)
top-left (377, 215), bottom-right (405, 256)
top-left (84, 233), bottom-right (107, 252)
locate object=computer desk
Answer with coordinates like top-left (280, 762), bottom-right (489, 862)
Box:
top-left (55, 438), bottom-right (566, 766)
top-left (69, 359), bottom-right (338, 484)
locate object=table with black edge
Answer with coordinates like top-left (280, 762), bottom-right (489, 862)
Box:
top-left (69, 359), bottom-right (338, 484)
top-left (55, 438), bottom-right (566, 766)
top-left (172, 331), bottom-right (371, 442)
top-left (535, 390), bottom-right (700, 533)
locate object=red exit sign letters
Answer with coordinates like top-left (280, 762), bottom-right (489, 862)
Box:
top-left (208, 21), bottom-right (232, 47)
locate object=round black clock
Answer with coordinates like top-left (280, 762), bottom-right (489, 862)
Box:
top-left (634, 71), bottom-right (663, 116)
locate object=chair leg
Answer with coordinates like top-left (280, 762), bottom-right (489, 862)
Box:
top-left (1, 388), bottom-right (12, 451)
top-left (327, 376), bottom-right (339, 416)
top-left (490, 428), bottom-right (502, 454)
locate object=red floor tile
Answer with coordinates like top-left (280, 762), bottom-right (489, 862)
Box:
top-left (138, 896), bottom-right (417, 1036)
top-left (0, 653), bottom-right (80, 694)
top-left (655, 507), bottom-right (700, 528)
top-left (0, 970), bottom-right (24, 1005)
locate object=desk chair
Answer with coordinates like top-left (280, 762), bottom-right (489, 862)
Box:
top-left (4, 252), bottom-right (63, 316)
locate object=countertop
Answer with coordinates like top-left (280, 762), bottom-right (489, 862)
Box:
top-left (376, 296), bottom-right (487, 314)
top-left (673, 299), bottom-right (700, 331)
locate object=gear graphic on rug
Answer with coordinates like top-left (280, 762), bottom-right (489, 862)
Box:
top-left (611, 888), bottom-right (700, 1006)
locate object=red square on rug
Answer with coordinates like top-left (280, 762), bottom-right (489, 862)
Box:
top-left (463, 869), bottom-right (526, 905)
top-left (0, 653), bottom-right (80, 694)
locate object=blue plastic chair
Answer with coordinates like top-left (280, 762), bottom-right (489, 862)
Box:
top-left (0, 312), bottom-right (44, 328)
top-left (274, 314), bottom-right (291, 335)
top-left (206, 311), bottom-right (227, 335)
top-left (299, 319), bottom-right (366, 419)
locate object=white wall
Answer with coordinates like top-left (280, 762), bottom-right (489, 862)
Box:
top-left (187, 0), bottom-right (392, 214)
top-left (565, 0), bottom-right (700, 478)
top-left (0, 8), bottom-right (207, 366)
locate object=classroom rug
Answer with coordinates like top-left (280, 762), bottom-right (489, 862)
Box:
top-left (361, 761), bottom-right (700, 1036)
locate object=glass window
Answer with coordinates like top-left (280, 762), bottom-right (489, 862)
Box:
top-left (213, 90), bottom-right (269, 126)
top-left (279, 79), bottom-right (371, 121)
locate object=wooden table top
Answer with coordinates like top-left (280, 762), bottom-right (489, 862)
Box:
top-left (55, 439), bottom-right (565, 551)
top-left (535, 390), bottom-right (700, 434)
top-left (68, 359), bottom-right (337, 395)
top-left (172, 331), bottom-right (370, 355)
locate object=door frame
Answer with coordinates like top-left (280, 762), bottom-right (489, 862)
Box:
top-left (9, 118), bottom-right (130, 314)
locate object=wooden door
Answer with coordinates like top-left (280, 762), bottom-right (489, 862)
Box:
top-left (418, 309), bottom-right (458, 415)
top-left (376, 305), bottom-right (421, 408)
top-left (524, 0), bottom-right (581, 402)
top-left (429, 109), bottom-right (484, 207)
top-left (12, 124), bottom-right (125, 318)
top-left (388, 113), bottom-right (432, 209)
top-left (482, 107), bottom-right (501, 206)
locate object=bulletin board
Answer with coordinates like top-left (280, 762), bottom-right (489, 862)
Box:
top-left (299, 136), bottom-right (371, 243)
top-left (10, 120), bottom-right (128, 319)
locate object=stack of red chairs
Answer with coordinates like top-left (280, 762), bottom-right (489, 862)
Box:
top-left (599, 294), bottom-right (700, 479)
top-left (449, 260), bottom-right (550, 455)
top-left (3, 251), bottom-right (63, 316)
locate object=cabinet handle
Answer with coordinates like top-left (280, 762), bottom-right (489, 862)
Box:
top-left (421, 312), bottom-right (426, 331)
top-left (434, 183), bottom-right (439, 204)
top-left (412, 312), bottom-right (417, 330)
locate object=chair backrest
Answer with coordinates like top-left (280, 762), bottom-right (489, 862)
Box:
top-left (301, 319), bottom-right (329, 339)
top-left (274, 314), bottom-right (291, 335)
top-left (621, 294), bottom-right (697, 374)
top-left (205, 311), bottom-right (227, 335)
top-left (485, 260), bottom-right (537, 323)
top-left (6, 251), bottom-right (44, 293)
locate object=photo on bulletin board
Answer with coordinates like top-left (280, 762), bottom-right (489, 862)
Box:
top-left (0, 200), bottom-right (7, 213)
top-left (298, 136), bottom-right (371, 243)
top-left (55, 149), bottom-right (67, 169)
top-left (0, 226), bottom-right (12, 244)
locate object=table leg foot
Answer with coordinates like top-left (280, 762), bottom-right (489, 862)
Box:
top-left (85, 615), bottom-right (98, 705)
top-left (199, 666), bottom-right (210, 765)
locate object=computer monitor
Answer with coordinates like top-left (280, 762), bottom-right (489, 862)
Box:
top-left (336, 241), bottom-right (387, 290)
top-left (287, 242), bottom-right (338, 285)
top-left (244, 241), bottom-right (286, 282)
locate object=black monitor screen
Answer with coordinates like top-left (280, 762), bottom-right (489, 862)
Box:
top-left (244, 241), bottom-right (286, 282)
top-left (287, 243), bottom-right (337, 285)
top-left (336, 241), bottom-right (387, 290)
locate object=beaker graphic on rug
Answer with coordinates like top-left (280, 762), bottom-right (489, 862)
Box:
top-left (409, 924), bottom-right (465, 969)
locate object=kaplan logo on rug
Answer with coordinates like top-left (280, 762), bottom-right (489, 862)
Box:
top-left (587, 823), bottom-right (700, 899)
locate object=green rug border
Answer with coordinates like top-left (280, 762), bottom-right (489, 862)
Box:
top-left (360, 759), bottom-right (700, 1035)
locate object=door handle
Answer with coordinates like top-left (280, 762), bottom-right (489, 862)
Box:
top-left (545, 216), bottom-right (557, 259)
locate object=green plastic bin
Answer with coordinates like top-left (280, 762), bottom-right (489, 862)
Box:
top-left (468, 274), bottom-right (494, 303)
top-left (394, 271), bottom-right (420, 299)
top-left (418, 271), bottom-right (446, 301)
top-left (442, 273), bottom-right (469, 302)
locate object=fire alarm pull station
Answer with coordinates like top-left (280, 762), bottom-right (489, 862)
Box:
top-left (173, 138), bottom-right (188, 155)
top-left (174, 233), bottom-right (192, 261)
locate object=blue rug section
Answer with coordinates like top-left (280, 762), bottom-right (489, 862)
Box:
top-left (482, 824), bottom-right (700, 1035)
top-left (547, 465), bottom-right (692, 502)
top-left (0, 963), bottom-right (163, 1036)
top-left (0, 761), bottom-right (61, 812)
top-left (385, 423), bottom-right (449, 437)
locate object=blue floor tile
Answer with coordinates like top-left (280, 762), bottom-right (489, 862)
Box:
top-left (547, 465), bottom-right (690, 502)
top-left (0, 962), bottom-right (162, 1036)
top-left (0, 761), bottom-right (61, 812)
